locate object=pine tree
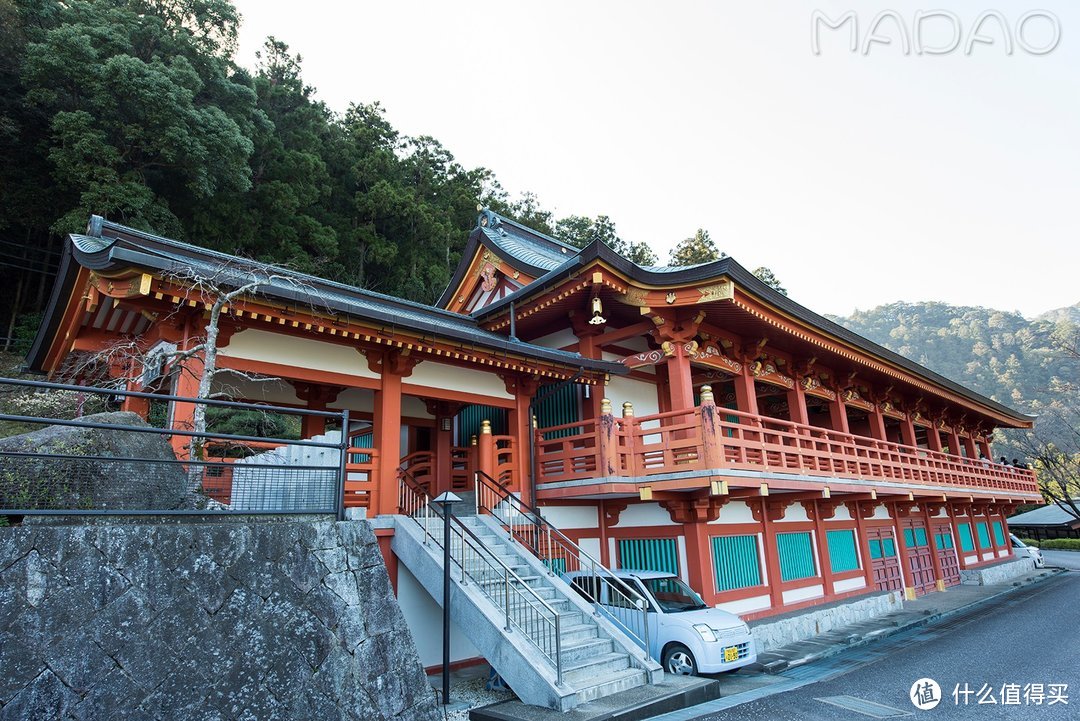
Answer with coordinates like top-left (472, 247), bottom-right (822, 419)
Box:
top-left (669, 229), bottom-right (720, 266)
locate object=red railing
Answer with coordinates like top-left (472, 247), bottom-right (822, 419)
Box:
top-left (344, 446), bottom-right (378, 509)
top-left (535, 404), bottom-right (1039, 497)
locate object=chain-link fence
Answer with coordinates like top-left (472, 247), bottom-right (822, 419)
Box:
top-left (0, 377), bottom-right (348, 517)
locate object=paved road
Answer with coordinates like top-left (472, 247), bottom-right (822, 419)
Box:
top-left (1041, 549), bottom-right (1080, 570)
top-left (690, 572), bottom-right (1080, 721)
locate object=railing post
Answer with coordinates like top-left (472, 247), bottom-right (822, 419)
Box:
top-left (504, 567), bottom-right (512, 631)
top-left (598, 398), bottom-right (618, 477)
top-left (698, 385), bottom-right (724, 470)
top-left (336, 409), bottom-right (350, 521)
top-left (478, 420), bottom-right (496, 481)
top-left (621, 402), bottom-right (637, 477)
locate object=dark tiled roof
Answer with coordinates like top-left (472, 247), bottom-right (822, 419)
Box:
top-left (27, 218), bottom-right (627, 377)
top-left (1008, 503), bottom-right (1080, 528)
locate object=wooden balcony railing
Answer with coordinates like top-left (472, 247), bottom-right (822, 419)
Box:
top-left (534, 388), bottom-right (1039, 497)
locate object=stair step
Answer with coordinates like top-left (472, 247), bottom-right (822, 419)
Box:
top-left (562, 652), bottom-right (632, 684)
top-left (559, 623), bottom-right (599, 645)
top-left (572, 667), bottom-right (649, 703)
top-left (560, 638), bottom-right (613, 664)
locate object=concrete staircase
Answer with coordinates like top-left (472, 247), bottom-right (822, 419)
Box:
top-left (391, 512), bottom-right (661, 710)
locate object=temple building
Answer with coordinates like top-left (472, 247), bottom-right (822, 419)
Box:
top-left (28, 209), bottom-right (1040, 625)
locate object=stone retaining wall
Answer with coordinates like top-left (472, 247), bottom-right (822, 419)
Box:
top-left (750, 591), bottom-right (903, 652)
top-left (0, 520), bottom-right (440, 721)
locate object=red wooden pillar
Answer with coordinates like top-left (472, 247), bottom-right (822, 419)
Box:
top-left (851, 503), bottom-right (876, 590)
top-left (759, 500), bottom-right (785, 610)
top-left (868, 405), bottom-right (888, 441)
top-left (597, 398), bottom-right (619, 477)
top-left (999, 508), bottom-right (1014, 558)
top-left (120, 378), bottom-right (151, 420)
top-left (733, 366), bottom-right (759, 416)
top-left (811, 501), bottom-right (835, 598)
top-left (891, 503), bottom-right (915, 600)
top-left (433, 411), bottom-right (454, 496)
top-left (786, 383), bottom-right (809, 426)
top-left (574, 329), bottom-right (605, 420)
top-left (978, 437), bottom-right (993, 459)
top-left (666, 344), bottom-right (695, 415)
top-left (947, 429), bottom-right (962, 457)
top-left (926, 425), bottom-right (944, 453)
top-left (511, 389), bottom-right (533, 500)
top-left (900, 414), bottom-right (918, 447)
top-left (683, 520), bottom-right (715, 604)
top-left (829, 396), bottom-right (850, 434)
top-left (922, 504), bottom-right (946, 591)
top-left (963, 435), bottom-right (979, 460)
top-left (171, 354), bottom-right (204, 458)
top-left (478, 420), bottom-right (496, 480)
top-left (373, 368), bottom-right (403, 516)
top-left (983, 505), bottom-right (1002, 558)
top-left (947, 504), bottom-right (968, 570)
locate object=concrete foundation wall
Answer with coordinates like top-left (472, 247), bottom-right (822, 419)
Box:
top-left (960, 557), bottom-right (1035, 585)
top-left (750, 591), bottom-right (903, 652)
top-left (0, 520), bottom-right (439, 721)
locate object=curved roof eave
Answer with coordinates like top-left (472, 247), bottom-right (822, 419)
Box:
top-left (472, 239), bottom-right (1034, 427)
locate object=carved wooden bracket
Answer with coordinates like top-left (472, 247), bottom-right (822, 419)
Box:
top-left (844, 500), bottom-right (879, 520)
top-left (500, 372), bottom-right (542, 397)
top-left (805, 499), bottom-right (844, 521)
top-left (293, 382), bottom-right (344, 406)
top-left (893, 502), bottom-right (916, 516)
top-left (367, 349), bottom-right (420, 378)
top-left (751, 498), bottom-right (791, 523)
top-left (923, 502), bottom-right (946, 517)
top-left (661, 496), bottom-right (729, 524)
top-left (603, 500), bottom-right (630, 526)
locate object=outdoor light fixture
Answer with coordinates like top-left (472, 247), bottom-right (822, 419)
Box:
top-left (433, 491), bottom-right (463, 706)
top-left (589, 296), bottom-right (606, 325)
top-left (440, 417), bottom-right (451, 432)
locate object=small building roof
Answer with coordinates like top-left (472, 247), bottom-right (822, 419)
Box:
top-left (1008, 503), bottom-right (1080, 528)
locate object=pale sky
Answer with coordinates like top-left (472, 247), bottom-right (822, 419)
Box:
top-left (231, 1), bottom-right (1079, 319)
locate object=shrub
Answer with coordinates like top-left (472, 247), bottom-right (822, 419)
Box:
top-left (1018, 538), bottom-right (1040, 547)
top-left (1040, 538), bottom-right (1080, 551)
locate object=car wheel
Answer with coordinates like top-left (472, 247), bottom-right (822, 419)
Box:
top-left (662, 644), bottom-right (698, 676)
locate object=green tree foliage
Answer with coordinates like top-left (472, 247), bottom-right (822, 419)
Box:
top-left (752, 267), bottom-right (787, 296)
top-left (669, 228), bottom-right (721, 266)
top-left (554, 214), bottom-right (658, 265)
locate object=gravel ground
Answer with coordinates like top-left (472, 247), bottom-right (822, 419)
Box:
top-left (428, 666), bottom-right (518, 721)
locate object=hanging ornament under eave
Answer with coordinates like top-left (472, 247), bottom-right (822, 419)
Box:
top-left (589, 296), bottom-right (606, 325)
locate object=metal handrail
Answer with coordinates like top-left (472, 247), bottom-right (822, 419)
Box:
top-left (398, 469), bottom-right (564, 683)
top-left (473, 470), bottom-right (651, 659)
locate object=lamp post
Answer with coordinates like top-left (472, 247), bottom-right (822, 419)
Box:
top-left (433, 490), bottom-right (462, 706)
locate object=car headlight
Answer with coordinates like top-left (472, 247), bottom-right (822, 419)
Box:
top-left (693, 623), bottom-right (717, 643)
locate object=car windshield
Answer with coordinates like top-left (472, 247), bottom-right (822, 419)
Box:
top-left (640, 577), bottom-right (709, 612)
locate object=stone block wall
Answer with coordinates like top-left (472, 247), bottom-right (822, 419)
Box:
top-left (959, 557), bottom-right (1035, 586)
top-left (750, 591), bottom-right (903, 652)
top-left (0, 520), bottom-right (440, 721)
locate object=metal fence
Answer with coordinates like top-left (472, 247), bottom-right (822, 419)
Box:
top-left (0, 377), bottom-right (349, 517)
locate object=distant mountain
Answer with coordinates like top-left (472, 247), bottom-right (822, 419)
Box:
top-left (828, 301), bottom-right (1080, 421)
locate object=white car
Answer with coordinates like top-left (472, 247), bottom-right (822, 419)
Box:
top-left (1010, 533), bottom-right (1045, 568)
top-left (565, 569), bottom-right (757, 676)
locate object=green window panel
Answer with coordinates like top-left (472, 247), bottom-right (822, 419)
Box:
top-left (618, 538), bottom-right (679, 575)
top-left (349, 431), bottom-right (373, 463)
top-left (903, 528), bottom-right (914, 547)
top-left (992, 521), bottom-right (1006, 546)
top-left (958, 523), bottom-right (975, 552)
top-left (935, 532), bottom-right (954, 550)
top-left (711, 535), bottom-right (762, 592)
top-left (455, 405), bottom-right (508, 446)
top-left (826, 530), bottom-right (860, 573)
top-left (914, 528), bottom-right (928, 547)
top-left (904, 527), bottom-right (928, 547)
top-left (545, 557), bottom-right (567, 575)
top-left (535, 382), bottom-right (581, 440)
top-left (882, 538), bottom-right (896, 557)
top-left (777, 532), bottom-right (817, 582)
top-left (869, 539), bottom-right (883, 560)
top-left (976, 522), bottom-right (991, 549)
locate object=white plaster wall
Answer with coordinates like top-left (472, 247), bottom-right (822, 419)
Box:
top-left (407, 362), bottom-right (512, 400)
top-left (997, 549), bottom-right (1009, 558)
top-left (611, 502), bottom-right (676, 528)
top-left (606, 375), bottom-right (660, 417)
top-left (211, 372), bottom-right (301, 405)
top-left (579, 537), bottom-right (602, 563)
top-left (329, 388), bottom-right (373, 414)
top-left (709, 501), bottom-right (755, 525)
top-left (530, 328), bottom-right (579, 350)
top-left (870, 504), bottom-right (891, 520)
top-left (221, 329), bottom-right (378, 379)
top-left (716, 594), bottom-right (772, 616)
top-left (395, 565), bottom-right (480, 667)
top-left (776, 502), bottom-right (810, 523)
top-left (929, 506), bottom-right (947, 518)
top-left (830, 504), bottom-right (853, 522)
top-left (677, 536), bottom-right (690, 584)
top-left (402, 395), bottom-right (434, 419)
top-left (981, 552), bottom-right (996, 561)
top-left (539, 505), bottom-right (598, 529)
top-left (782, 584), bottom-right (825, 604)
top-left (833, 577), bottom-right (867, 593)
top-left (964, 554), bottom-right (979, 564)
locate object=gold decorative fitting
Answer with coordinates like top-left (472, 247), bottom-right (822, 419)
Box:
top-left (480, 420), bottom-right (492, 434)
top-left (600, 398), bottom-right (613, 415)
top-left (639, 486), bottom-right (653, 501)
top-left (470, 435), bottom-right (478, 446)
top-left (699, 385), bottom-right (715, 403)
top-left (622, 401), bottom-right (635, 418)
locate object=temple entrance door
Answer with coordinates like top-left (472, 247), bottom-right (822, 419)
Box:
top-left (900, 519), bottom-right (937, 596)
top-left (932, 522), bottom-right (962, 587)
top-left (866, 526), bottom-right (903, 592)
